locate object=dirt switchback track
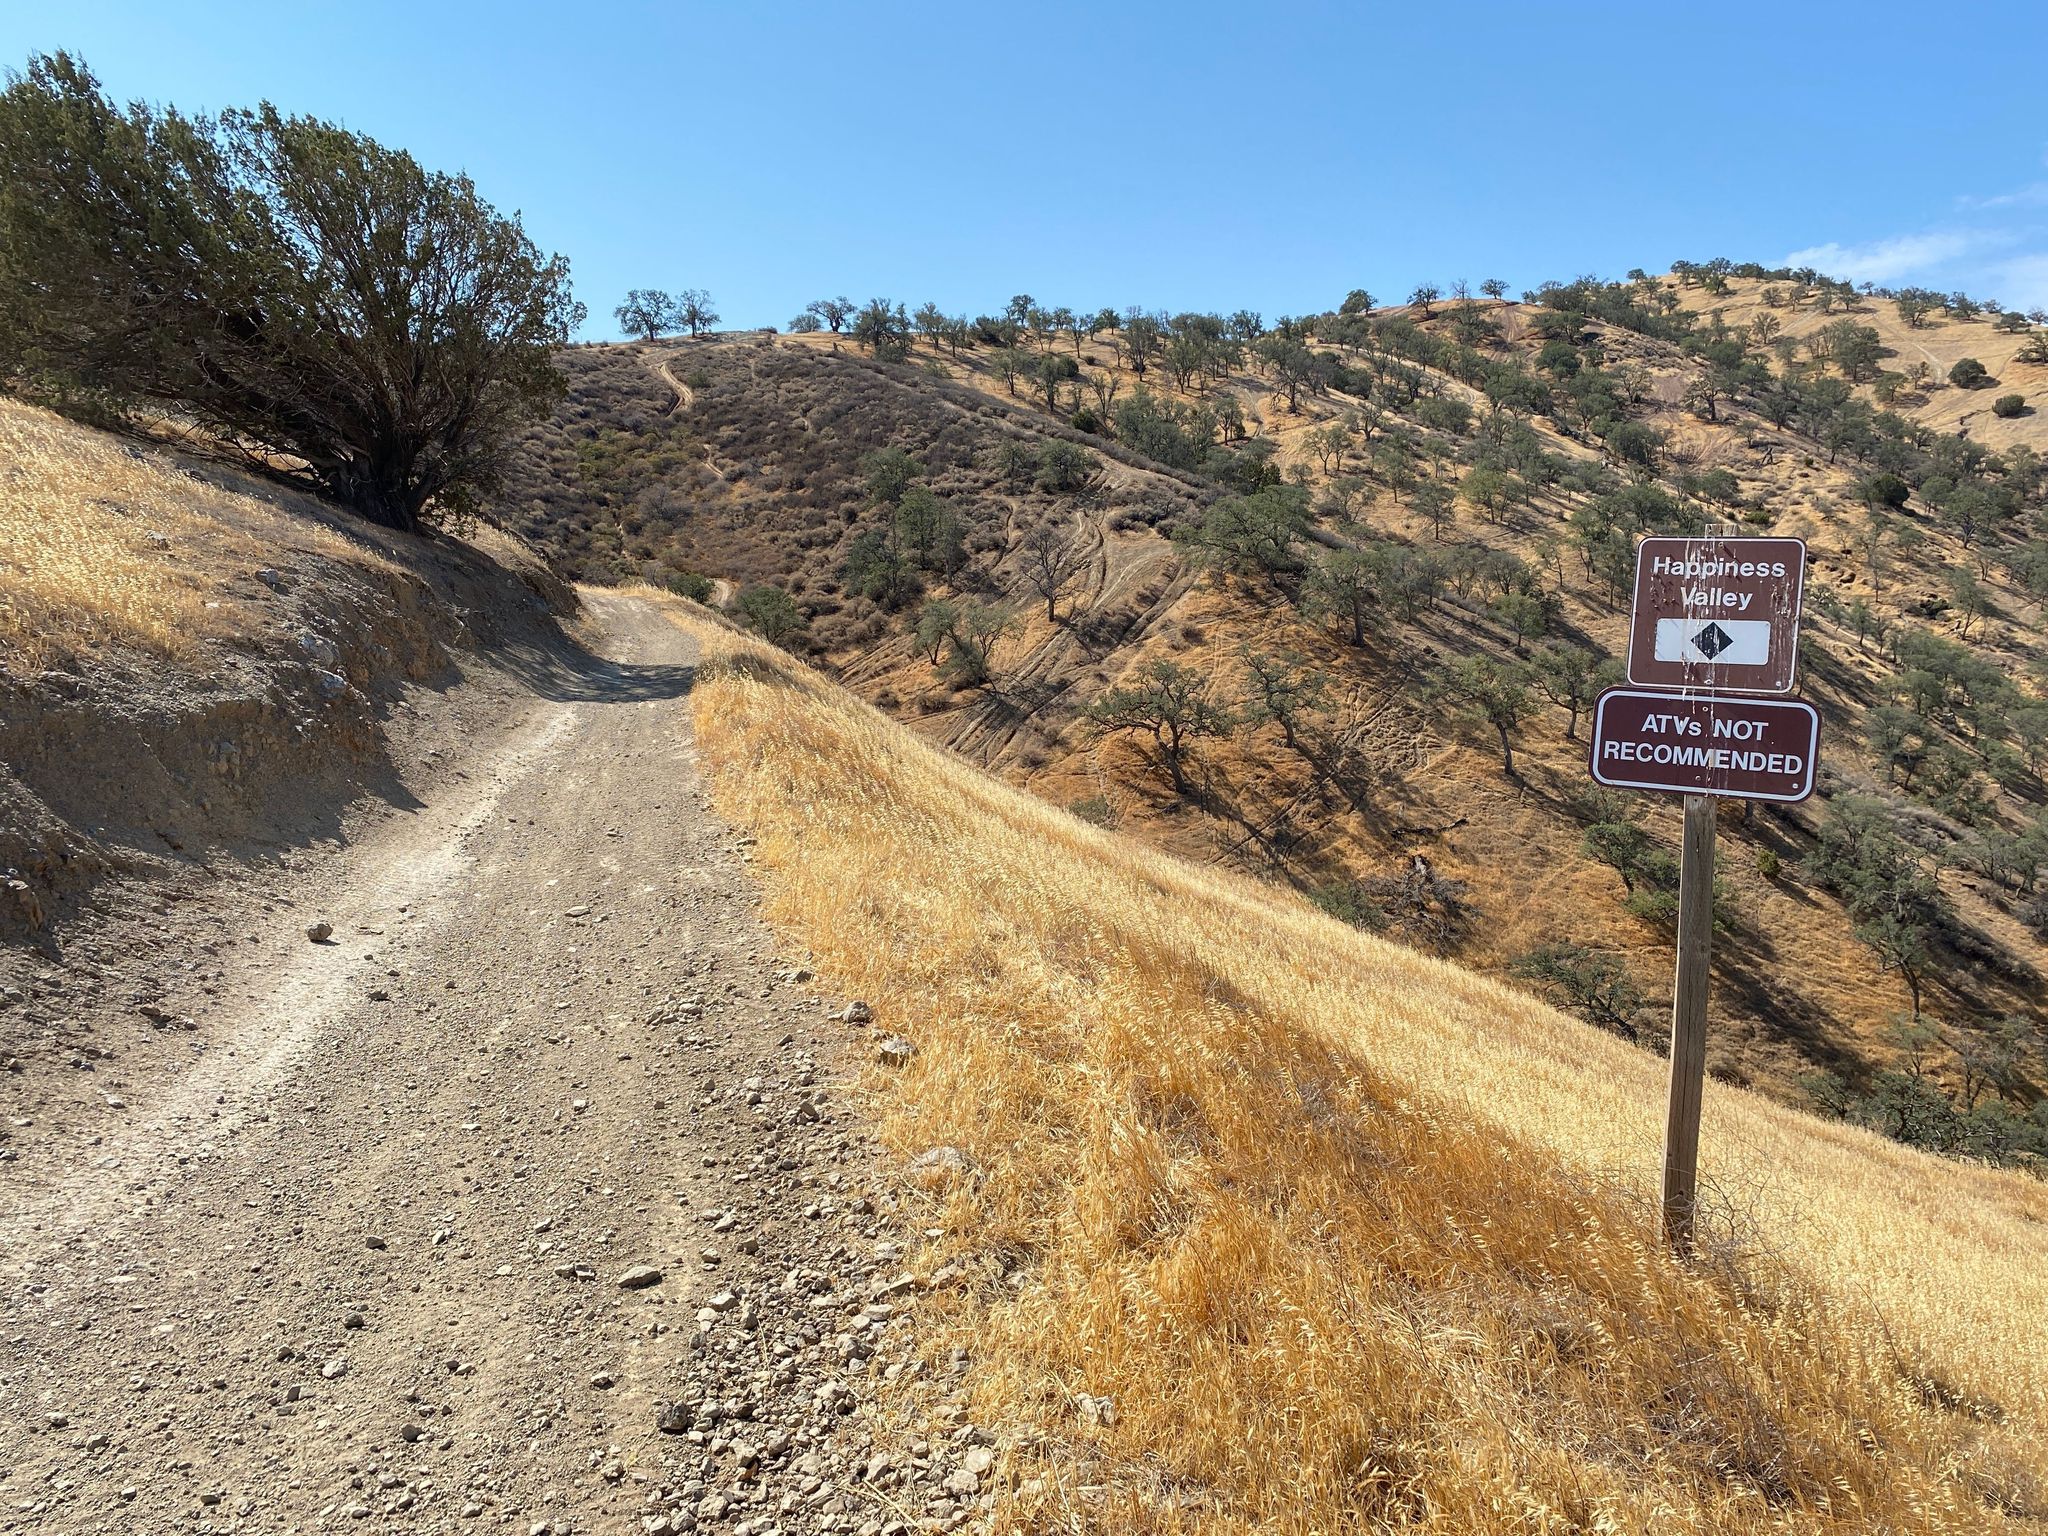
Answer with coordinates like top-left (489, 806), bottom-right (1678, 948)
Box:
top-left (0, 595), bottom-right (960, 1534)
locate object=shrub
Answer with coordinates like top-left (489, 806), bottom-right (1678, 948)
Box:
top-left (1310, 881), bottom-right (1387, 931)
top-left (1035, 439), bottom-right (1097, 493)
top-left (1992, 393), bottom-right (2026, 418)
top-left (667, 571), bottom-right (716, 603)
top-left (1948, 357), bottom-right (1990, 389)
top-left (1067, 795), bottom-right (1115, 827)
top-left (734, 584), bottom-right (806, 646)
top-left (1509, 944), bottom-right (1645, 1040)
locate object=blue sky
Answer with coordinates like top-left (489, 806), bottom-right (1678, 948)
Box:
top-left (6, 1), bottom-right (2048, 334)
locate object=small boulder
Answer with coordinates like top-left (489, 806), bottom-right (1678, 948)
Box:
top-left (293, 631), bottom-right (338, 667)
top-left (616, 1264), bottom-right (664, 1290)
top-left (1076, 1392), bottom-right (1116, 1427)
top-left (908, 1145), bottom-right (976, 1190)
top-left (654, 1401), bottom-right (691, 1435)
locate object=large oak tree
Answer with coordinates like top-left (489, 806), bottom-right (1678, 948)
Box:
top-left (0, 52), bottom-right (584, 533)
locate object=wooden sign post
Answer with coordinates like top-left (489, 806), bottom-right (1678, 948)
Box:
top-left (1597, 526), bottom-right (1816, 1254)
top-left (1663, 793), bottom-right (1715, 1252)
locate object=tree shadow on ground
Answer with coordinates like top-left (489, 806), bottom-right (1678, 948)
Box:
top-left (490, 638), bottom-right (696, 704)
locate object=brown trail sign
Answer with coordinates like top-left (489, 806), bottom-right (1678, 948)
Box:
top-left (1589, 690), bottom-right (1819, 804)
top-left (1603, 528), bottom-right (1819, 1253)
top-left (1627, 535), bottom-right (1805, 694)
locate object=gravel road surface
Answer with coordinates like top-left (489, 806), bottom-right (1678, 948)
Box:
top-left (1, 595), bottom-right (988, 1535)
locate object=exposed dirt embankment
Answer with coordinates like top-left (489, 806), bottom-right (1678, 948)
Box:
top-left (0, 398), bottom-right (577, 935)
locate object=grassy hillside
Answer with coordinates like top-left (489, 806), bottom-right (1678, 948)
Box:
top-left (495, 270), bottom-right (2048, 1160)
top-left (663, 597), bottom-right (2048, 1531)
top-left (1694, 272), bottom-right (2048, 453)
top-left (0, 397), bottom-right (570, 935)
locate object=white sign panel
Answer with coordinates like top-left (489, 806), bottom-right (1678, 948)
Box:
top-left (1653, 617), bottom-right (1772, 668)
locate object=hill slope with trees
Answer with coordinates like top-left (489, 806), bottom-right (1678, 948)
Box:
top-left (495, 266), bottom-right (2048, 1167)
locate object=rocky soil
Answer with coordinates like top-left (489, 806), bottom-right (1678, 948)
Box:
top-left (0, 595), bottom-right (1000, 1535)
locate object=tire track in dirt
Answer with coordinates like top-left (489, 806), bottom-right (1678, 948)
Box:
top-left (0, 595), bottom-right (973, 1534)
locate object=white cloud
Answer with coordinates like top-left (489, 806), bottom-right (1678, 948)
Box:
top-left (1781, 230), bottom-right (1987, 284)
top-left (1955, 181), bottom-right (2048, 212)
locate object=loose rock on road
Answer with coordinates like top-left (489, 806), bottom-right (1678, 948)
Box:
top-left (0, 595), bottom-right (995, 1534)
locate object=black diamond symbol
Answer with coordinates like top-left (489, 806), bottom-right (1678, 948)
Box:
top-left (1691, 622), bottom-right (1733, 659)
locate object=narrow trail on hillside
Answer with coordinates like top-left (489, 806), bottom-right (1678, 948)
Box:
top-left (652, 355), bottom-right (696, 415)
top-left (0, 596), bottom-right (940, 1535)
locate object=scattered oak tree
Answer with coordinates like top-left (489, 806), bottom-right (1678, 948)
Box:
top-left (735, 584), bottom-right (806, 647)
top-left (1510, 944), bottom-right (1645, 1039)
top-left (1434, 654), bottom-right (1532, 777)
top-left (616, 289), bottom-right (676, 341)
top-left (1303, 548), bottom-right (1378, 646)
top-left (918, 601), bottom-right (1011, 686)
top-left (1088, 658), bottom-right (1236, 795)
top-left (1237, 647), bottom-right (1327, 752)
top-left (1532, 643), bottom-right (1618, 740)
top-left (672, 288), bottom-right (718, 336)
top-left (860, 446), bottom-right (924, 508)
top-left (1175, 485), bottom-right (1311, 583)
top-left (893, 485), bottom-right (961, 572)
top-left (1806, 795), bottom-right (1950, 1018)
top-left (1034, 439), bottom-right (1096, 492)
top-left (805, 296), bottom-right (855, 333)
top-left (852, 298), bottom-right (913, 361)
top-left (1017, 520), bottom-right (1086, 621)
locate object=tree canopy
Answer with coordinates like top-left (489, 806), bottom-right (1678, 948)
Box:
top-left (0, 52), bottom-right (584, 533)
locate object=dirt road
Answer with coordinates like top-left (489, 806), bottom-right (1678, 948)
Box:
top-left (0, 596), bottom-right (970, 1534)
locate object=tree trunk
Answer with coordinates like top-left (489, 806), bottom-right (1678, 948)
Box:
top-left (324, 458), bottom-right (423, 534)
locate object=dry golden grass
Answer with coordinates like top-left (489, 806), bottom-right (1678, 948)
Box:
top-left (791, 292), bottom-right (2048, 1101)
top-left (1696, 276), bottom-right (2048, 455)
top-left (663, 600), bottom-right (2048, 1533)
top-left (0, 398), bottom-right (367, 670)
